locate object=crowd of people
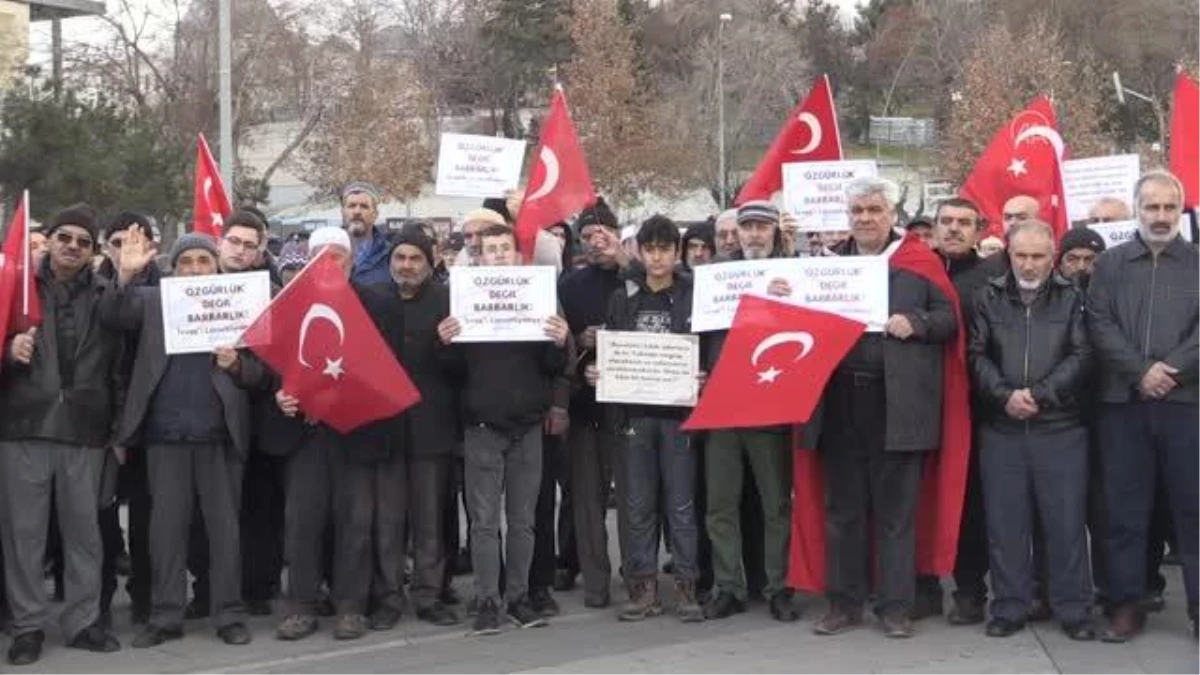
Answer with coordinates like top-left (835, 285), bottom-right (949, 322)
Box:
top-left (0, 170), bottom-right (1194, 667)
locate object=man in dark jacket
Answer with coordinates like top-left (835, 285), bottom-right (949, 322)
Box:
top-left (915, 197), bottom-right (1003, 624)
top-left (0, 205), bottom-right (123, 665)
top-left (100, 227), bottom-right (265, 649)
top-left (1088, 170), bottom-right (1199, 642)
top-left (586, 216), bottom-right (704, 623)
top-left (386, 230), bottom-right (462, 627)
top-left (968, 220), bottom-right (1095, 641)
top-left (271, 226), bottom-right (410, 640)
top-left (558, 198), bottom-right (629, 608)
top-left (437, 224), bottom-right (573, 636)
top-left (810, 177), bottom-right (957, 639)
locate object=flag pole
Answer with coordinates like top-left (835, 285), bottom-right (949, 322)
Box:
top-left (20, 190), bottom-right (29, 319)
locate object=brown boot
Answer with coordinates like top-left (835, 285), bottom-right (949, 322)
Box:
top-left (619, 577), bottom-right (662, 622)
top-left (1101, 604), bottom-right (1146, 643)
top-left (674, 579), bottom-right (704, 623)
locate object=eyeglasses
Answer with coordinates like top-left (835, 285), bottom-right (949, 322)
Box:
top-left (223, 234), bottom-right (260, 252)
top-left (54, 231), bottom-right (94, 249)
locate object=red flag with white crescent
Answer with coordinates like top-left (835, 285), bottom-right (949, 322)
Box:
top-left (514, 87), bottom-right (596, 261)
top-left (735, 74), bottom-right (843, 205)
top-left (0, 190), bottom-right (42, 337)
top-left (193, 133), bottom-right (232, 237)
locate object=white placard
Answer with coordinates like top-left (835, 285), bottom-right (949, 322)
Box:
top-left (435, 133), bottom-right (526, 198)
top-left (796, 256), bottom-right (890, 332)
top-left (449, 265), bottom-right (557, 342)
top-left (691, 256), bottom-right (890, 333)
top-left (782, 159), bottom-right (879, 232)
top-left (1062, 154), bottom-right (1140, 224)
top-left (160, 271), bottom-right (271, 355)
top-left (596, 330), bottom-right (699, 407)
top-left (1088, 218), bottom-right (1194, 250)
top-left (691, 259), bottom-right (803, 333)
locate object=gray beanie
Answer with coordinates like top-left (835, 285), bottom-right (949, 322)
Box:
top-left (170, 232), bottom-right (219, 268)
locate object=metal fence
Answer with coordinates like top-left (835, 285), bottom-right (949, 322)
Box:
top-left (868, 116), bottom-right (937, 147)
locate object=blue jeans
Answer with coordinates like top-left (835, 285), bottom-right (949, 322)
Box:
top-left (1098, 402), bottom-right (1198, 617)
top-left (623, 417), bottom-right (697, 581)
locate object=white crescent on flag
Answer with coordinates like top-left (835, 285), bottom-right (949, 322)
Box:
top-left (298, 303), bottom-right (345, 371)
top-left (526, 147), bottom-right (560, 202)
top-left (1013, 125), bottom-right (1065, 161)
top-left (791, 112), bottom-right (823, 155)
top-left (750, 331), bottom-right (815, 384)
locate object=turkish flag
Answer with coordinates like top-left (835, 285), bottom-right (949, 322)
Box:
top-left (788, 234), bottom-right (971, 591)
top-left (0, 191), bottom-right (42, 336)
top-left (735, 74), bottom-right (842, 205)
top-left (514, 87), bottom-right (596, 261)
top-left (193, 133), bottom-right (232, 238)
top-left (959, 96), bottom-right (1068, 239)
top-left (681, 296), bottom-right (866, 432)
top-left (1170, 72), bottom-right (1199, 209)
top-left (240, 248), bottom-right (420, 433)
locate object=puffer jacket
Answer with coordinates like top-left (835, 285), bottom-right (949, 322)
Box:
top-left (969, 272), bottom-right (1091, 432)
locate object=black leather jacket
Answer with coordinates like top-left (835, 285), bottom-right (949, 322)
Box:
top-left (968, 272), bottom-right (1091, 432)
top-left (1086, 234), bottom-right (1198, 404)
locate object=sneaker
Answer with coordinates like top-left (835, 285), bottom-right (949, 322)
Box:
top-left (703, 591), bottom-right (746, 620)
top-left (333, 614), bottom-right (369, 641)
top-left (813, 608), bottom-right (863, 636)
top-left (882, 612), bottom-right (916, 639)
top-left (529, 588), bottom-right (560, 617)
top-left (68, 622), bottom-right (121, 653)
top-left (276, 614), bottom-right (318, 641)
top-left (507, 596), bottom-right (549, 628)
top-left (471, 598), bottom-right (501, 636)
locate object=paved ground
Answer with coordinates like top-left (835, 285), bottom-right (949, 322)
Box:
top-left (14, 568), bottom-right (1199, 674)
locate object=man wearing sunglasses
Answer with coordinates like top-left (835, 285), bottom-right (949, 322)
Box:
top-left (0, 204), bottom-right (125, 665)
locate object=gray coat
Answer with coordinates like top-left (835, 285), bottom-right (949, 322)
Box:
top-left (97, 283), bottom-right (266, 456)
top-left (1087, 233), bottom-right (1198, 404)
top-left (799, 260), bottom-right (958, 452)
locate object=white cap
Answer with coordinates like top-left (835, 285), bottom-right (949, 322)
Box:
top-left (309, 226), bottom-right (351, 252)
top-left (620, 224), bottom-right (638, 242)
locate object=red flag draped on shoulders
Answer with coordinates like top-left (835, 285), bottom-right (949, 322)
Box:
top-left (788, 233), bottom-right (971, 592)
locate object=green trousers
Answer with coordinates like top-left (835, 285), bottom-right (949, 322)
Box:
top-left (704, 429), bottom-right (792, 600)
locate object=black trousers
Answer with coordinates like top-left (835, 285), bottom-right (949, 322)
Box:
top-left (241, 450), bottom-right (284, 604)
top-left (531, 433), bottom-right (576, 590)
top-left (821, 373), bottom-right (924, 615)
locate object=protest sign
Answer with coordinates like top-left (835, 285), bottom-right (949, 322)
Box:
top-left (449, 265), bottom-right (557, 342)
top-left (1062, 154), bottom-right (1140, 224)
top-left (796, 256), bottom-right (889, 332)
top-left (161, 271), bottom-right (271, 355)
top-left (1088, 218), bottom-right (1194, 250)
top-left (596, 330), bottom-right (699, 407)
top-left (692, 257), bottom-right (889, 333)
top-left (782, 159), bottom-right (879, 232)
top-left (435, 133), bottom-right (526, 198)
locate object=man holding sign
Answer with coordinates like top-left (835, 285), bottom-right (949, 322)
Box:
top-left (585, 216), bottom-right (705, 623)
top-left (98, 226), bottom-right (267, 649)
top-left (437, 224), bottom-right (574, 636)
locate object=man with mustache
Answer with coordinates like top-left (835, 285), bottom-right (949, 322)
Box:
top-left (340, 182), bottom-right (392, 286)
top-left (1088, 170), bottom-right (1198, 642)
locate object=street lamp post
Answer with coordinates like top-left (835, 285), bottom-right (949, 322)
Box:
top-left (219, 0), bottom-right (234, 193)
top-left (1112, 70), bottom-right (1167, 158)
top-left (717, 13), bottom-right (732, 208)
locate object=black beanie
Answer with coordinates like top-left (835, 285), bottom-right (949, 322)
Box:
top-left (1059, 227), bottom-right (1107, 256)
top-left (105, 210), bottom-right (153, 240)
top-left (48, 204), bottom-right (99, 241)
top-left (576, 197), bottom-right (618, 230)
top-left (389, 230), bottom-right (435, 266)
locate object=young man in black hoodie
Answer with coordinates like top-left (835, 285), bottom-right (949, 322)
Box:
top-left (585, 216), bottom-right (705, 623)
top-left (437, 225), bottom-right (574, 635)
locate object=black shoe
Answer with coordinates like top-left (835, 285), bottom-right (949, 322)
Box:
top-left (217, 622), bottom-right (252, 645)
top-left (529, 588), bottom-right (560, 617)
top-left (1028, 597), bottom-right (1052, 622)
top-left (7, 631), bottom-right (43, 665)
top-left (703, 591), bottom-right (746, 620)
top-left (69, 622), bottom-right (120, 653)
top-left (553, 569), bottom-right (577, 592)
top-left (185, 600), bottom-right (210, 620)
top-left (369, 605), bottom-right (402, 631)
top-left (1062, 619), bottom-right (1096, 641)
top-left (417, 602), bottom-right (461, 626)
top-left (440, 586), bottom-right (462, 606)
top-left (948, 595), bottom-right (986, 625)
top-left (247, 599), bottom-right (273, 616)
top-left (132, 625), bottom-right (184, 649)
top-left (769, 590), bottom-right (801, 622)
top-left (507, 596), bottom-right (548, 628)
top-left (985, 618), bottom-right (1026, 638)
top-left (470, 598), bottom-right (501, 636)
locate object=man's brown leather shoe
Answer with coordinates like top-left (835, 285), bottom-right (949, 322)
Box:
top-left (1101, 605), bottom-right (1145, 643)
top-left (813, 609), bottom-right (863, 636)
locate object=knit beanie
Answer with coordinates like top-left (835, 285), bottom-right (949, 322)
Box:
top-left (48, 204), bottom-right (99, 241)
top-left (1059, 227), bottom-right (1107, 256)
top-left (389, 230), bottom-right (435, 266)
top-left (576, 197), bottom-right (619, 231)
top-left (170, 232), bottom-right (219, 268)
top-left (277, 241), bottom-right (309, 271)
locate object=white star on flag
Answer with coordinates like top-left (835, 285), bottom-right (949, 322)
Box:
top-left (757, 366), bottom-right (782, 384)
top-left (1006, 158), bottom-right (1028, 177)
top-left (323, 357), bottom-right (345, 380)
